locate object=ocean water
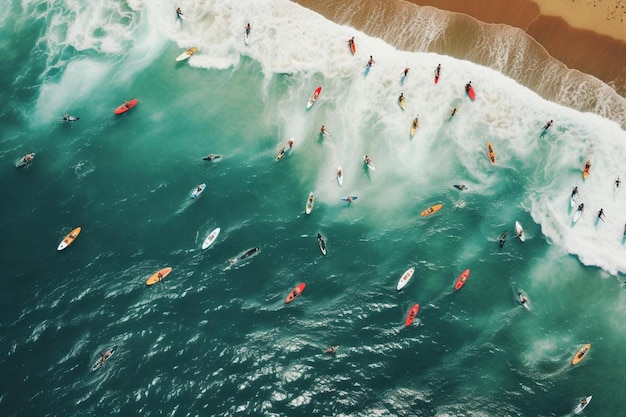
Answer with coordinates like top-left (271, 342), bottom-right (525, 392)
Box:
top-left (2, 0), bottom-right (626, 416)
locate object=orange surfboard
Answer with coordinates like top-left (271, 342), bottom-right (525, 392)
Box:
top-left (146, 267), bottom-right (172, 286)
top-left (57, 227), bottom-right (81, 251)
top-left (285, 283), bottom-right (306, 303)
top-left (487, 141), bottom-right (496, 164)
top-left (572, 343), bottom-right (590, 365)
top-left (421, 203), bottom-right (443, 217)
top-left (405, 304), bottom-right (420, 326)
top-left (454, 269), bottom-right (471, 290)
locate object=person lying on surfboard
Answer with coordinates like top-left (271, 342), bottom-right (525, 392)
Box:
top-left (401, 67), bottom-right (409, 77)
top-left (577, 203), bottom-right (584, 213)
top-left (616, 177), bottom-right (621, 189)
top-left (543, 119), bottom-right (553, 130)
top-left (245, 23), bottom-right (251, 36)
top-left (324, 346), bottom-right (338, 354)
top-left (518, 292), bottom-right (528, 305)
top-left (571, 186), bottom-right (579, 198)
top-left (367, 56), bottom-right (375, 67)
top-left (348, 37), bottom-right (354, 46)
top-left (435, 64), bottom-right (441, 78)
top-left (450, 108), bottom-right (457, 117)
top-left (465, 81), bottom-right (472, 92)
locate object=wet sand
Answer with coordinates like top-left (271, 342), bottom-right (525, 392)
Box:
top-left (291, 0), bottom-right (626, 128)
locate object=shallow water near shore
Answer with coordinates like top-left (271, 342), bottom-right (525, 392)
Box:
top-left (1, 1), bottom-right (626, 416)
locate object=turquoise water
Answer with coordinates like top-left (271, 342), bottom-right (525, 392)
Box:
top-left (2, 1), bottom-right (626, 416)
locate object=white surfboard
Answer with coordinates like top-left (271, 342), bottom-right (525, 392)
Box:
top-left (574, 396), bottom-right (592, 414)
top-left (573, 209), bottom-right (583, 223)
top-left (191, 183), bottom-right (206, 199)
top-left (570, 194), bottom-right (576, 207)
top-left (176, 47), bottom-right (197, 62)
top-left (244, 28), bottom-right (251, 45)
top-left (396, 267), bottom-right (415, 291)
top-left (202, 227), bottom-right (221, 250)
top-left (515, 221), bottom-right (525, 242)
top-left (337, 166), bottom-right (343, 186)
top-left (305, 192), bottom-right (314, 214)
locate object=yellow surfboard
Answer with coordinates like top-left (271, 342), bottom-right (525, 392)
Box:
top-left (410, 116), bottom-right (419, 137)
top-left (421, 203), bottom-right (443, 217)
top-left (57, 227), bottom-right (81, 251)
top-left (572, 343), bottom-right (590, 365)
top-left (582, 160), bottom-right (591, 180)
top-left (146, 267), bottom-right (172, 286)
top-left (487, 141), bottom-right (496, 164)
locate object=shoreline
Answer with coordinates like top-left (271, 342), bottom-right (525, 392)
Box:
top-left (291, 0), bottom-right (626, 128)
top-left (405, 0), bottom-right (626, 97)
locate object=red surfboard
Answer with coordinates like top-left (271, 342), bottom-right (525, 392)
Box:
top-left (285, 283), bottom-right (306, 303)
top-left (306, 87), bottom-right (322, 109)
top-left (434, 65), bottom-right (441, 84)
top-left (114, 99), bottom-right (138, 115)
top-left (348, 38), bottom-right (356, 55)
top-left (405, 303), bottom-right (420, 326)
top-left (454, 269), bottom-right (471, 290)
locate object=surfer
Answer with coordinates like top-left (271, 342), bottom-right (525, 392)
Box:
top-left (518, 292), bottom-right (528, 305)
top-left (577, 203), bottom-right (584, 213)
top-left (454, 184), bottom-right (466, 191)
top-left (571, 186), bottom-right (579, 198)
top-left (287, 138), bottom-right (294, 148)
top-left (543, 119), bottom-right (553, 130)
top-left (203, 154), bottom-right (220, 161)
top-left (364, 155), bottom-right (373, 165)
top-left (435, 64), bottom-right (441, 78)
top-left (584, 161), bottom-right (591, 171)
top-left (580, 397), bottom-right (588, 406)
top-left (176, 7), bottom-right (183, 17)
top-left (450, 108), bottom-right (457, 117)
top-left (320, 125), bottom-right (330, 136)
top-left (324, 346), bottom-right (338, 354)
top-left (345, 196), bottom-right (353, 203)
top-left (196, 185), bottom-right (203, 192)
top-left (245, 23), bottom-right (251, 36)
top-left (399, 92), bottom-right (404, 102)
top-left (499, 231), bottom-right (507, 248)
top-left (63, 114), bottom-right (78, 122)
top-left (367, 56), bottom-right (375, 67)
top-left (242, 247), bottom-right (259, 259)
top-left (22, 153), bottom-right (34, 164)
top-left (412, 117), bottom-right (419, 129)
top-left (616, 177), bottom-right (621, 189)
top-left (401, 67), bottom-right (409, 77)
top-left (465, 81), bottom-right (472, 92)
top-left (597, 208), bottom-right (605, 222)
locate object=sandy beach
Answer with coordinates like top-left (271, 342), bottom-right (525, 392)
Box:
top-left (292, 0), bottom-right (626, 127)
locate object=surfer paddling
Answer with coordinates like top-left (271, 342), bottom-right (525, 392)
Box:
top-left (366, 55), bottom-right (375, 67)
top-left (320, 125), bottom-right (331, 136)
top-left (543, 119), bottom-right (553, 130)
top-left (245, 23), bottom-right (251, 36)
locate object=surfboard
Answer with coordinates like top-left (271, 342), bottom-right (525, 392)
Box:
top-left (305, 192), bottom-right (314, 214)
top-left (306, 86), bottom-right (322, 109)
top-left (574, 396), bottom-right (592, 414)
top-left (16, 153), bottom-right (35, 168)
top-left (487, 141), bottom-right (496, 164)
top-left (91, 346), bottom-right (116, 372)
top-left (191, 183), bottom-right (206, 199)
top-left (515, 221), bottom-right (525, 242)
top-left (244, 27), bottom-right (251, 45)
top-left (582, 160), bottom-right (591, 180)
top-left (114, 99), bottom-right (138, 115)
top-left (175, 47), bottom-right (197, 62)
top-left (203, 154), bottom-right (221, 161)
top-left (454, 269), bottom-right (470, 290)
top-left (573, 208), bottom-right (583, 223)
top-left (399, 95), bottom-right (406, 110)
top-left (396, 267), bottom-right (415, 291)
top-left (317, 233), bottom-right (327, 255)
top-left (434, 65), bottom-right (441, 84)
top-left (341, 196), bottom-right (358, 202)
top-left (570, 194), bottom-right (577, 207)
top-left (57, 227), bottom-right (81, 251)
top-left (348, 39), bottom-right (356, 55)
top-left (364, 156), bottom-right (375, 171)
top-left (466, 83), bottom-right (476, 100)
top-left (63, 115), bottom-right (79, 122)
top-left (337, 166), bottom-right (343, 186)
top-left (285, 283), bottom-right (306, 303)
top-left (518, 292), bottom-right (530, 309)
top-left (146, 267), bottom-right (172, 286)
top-left (405, 304), bottom-right (420, 326)
top-left (276, 146), bottom-right (288, 161)
top-left (420, 203), bottom-right (443, 217)
top-left (202, 227), bottom-right (220, 250)
top-left (410, 116), bottom-right (419, 137)
top-left (572, 343), bottom-right (591, 365)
